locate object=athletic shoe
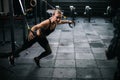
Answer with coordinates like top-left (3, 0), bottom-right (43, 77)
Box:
top-left (8, 55), bottom-right (15, 66)
top-left (34, 57), bottom-right (40, 67)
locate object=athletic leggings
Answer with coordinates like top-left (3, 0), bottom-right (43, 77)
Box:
top-left (13, 35), bottom-right (52, 60)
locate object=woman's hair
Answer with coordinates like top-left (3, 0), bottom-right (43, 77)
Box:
top-left (53, 9), bottom-right (62, 15)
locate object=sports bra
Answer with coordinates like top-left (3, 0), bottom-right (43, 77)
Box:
top-left (40, 19), bottom-right (56, 36)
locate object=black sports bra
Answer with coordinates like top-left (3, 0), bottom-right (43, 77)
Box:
top-left (40, 19), bottom-right (56, 36)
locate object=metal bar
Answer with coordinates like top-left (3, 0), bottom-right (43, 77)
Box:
top-left (18, 0), bottom-right (25, 15)
top-left (18, 0), bottom-right (31, 43)
top-left (34, 4), bottom-right (37, 24)
top-left (42, 0), bottom-right (55, 9)
top-left (9, 0), bottom-right (15, 54)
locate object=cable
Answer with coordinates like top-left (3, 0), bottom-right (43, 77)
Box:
top-left (18, 0), bottom-right (30, 30)
top-left (42, 0), bottom-right (55, 9)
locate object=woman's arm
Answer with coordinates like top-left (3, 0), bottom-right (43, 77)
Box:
top-left (28, 19), bottom-right (49, 40)
top-left (30, 19), bottom-right (49, 32)
top-left (58, 20), bottom-right (73, 24)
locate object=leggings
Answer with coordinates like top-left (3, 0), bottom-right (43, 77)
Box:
top-left (12, 35), bottom-right (52, 60)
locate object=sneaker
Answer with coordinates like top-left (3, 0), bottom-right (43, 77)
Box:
top-left (34, 57), bottom-right (40, 67)
top-left (8, 55), bottom-right (15, 66)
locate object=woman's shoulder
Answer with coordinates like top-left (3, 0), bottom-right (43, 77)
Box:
top-left (41, 19), bottom-right (50, 24)
top-left (37, 19), bottom-right (50, 28)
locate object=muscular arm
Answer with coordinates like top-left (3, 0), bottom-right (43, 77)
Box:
top-left (58, 20), bottom-right (73, 24)
top-left (28, 19), bottom-right (50, 40)
top-left (30, 19), bottom-right (49, 31)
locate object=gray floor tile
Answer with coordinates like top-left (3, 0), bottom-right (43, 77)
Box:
top-left (76, 68), bottom-right (101, 78)
top-left (74, 31), bottom-right (86, 37)
top-left (15, 58), bottom-right (35, 65)
top-left (100, 68), bottom-right (116, 79)
top-left (104, 43), bottom-right (110, 48)
top-left (56, 52), bottom-right (74, 60)
top-left (51, 47), bottom-right (58, 54)
top-left (58, 47), bottom-right (74, 53)
top-left (48, 30), bottom-right (61, 38)
top-left (48, 38), bottom-right (60, 43)
top-left (40, 59), bottom-right (55, 67)
top-left (102, 39), bottom-right (111, 45)
top-left (100, 35), bottom-right (113, 40)
top-left (59, 42), bottom-right (74, 47)
top-left (88, 40), bottom-right (104, 43)
top-left (74, 42), bottom-right (90, 48)
top-left (60, 33), bottom-right (73, 39)
top-left (53, 68), bottom-right (76, 78)
top-left (55, 60), bottom-right (75, 67)
top-left (89, 43), bottom-right (105, 48)
top-left (91, 48), bottom-right (106, 54)
top-left (75, 47), bottom-right (92, 54)
top-left (74, 37), bottom-right (88, 43)
top-left (60, 38), bottom-right (73, 43)
top-left (93, 53), bottom-right (107, 60)
top-left (76, 52), bottom-right (94, 59)
top-left (29, 68), bottom-right (54, 77)
top-left (96, 60), bottom-right (117, 68)
top-left (76, 59), bottom-right (97, 68)
top-left (87, 35), bottom-right (101, 41)
top-left (10, 66), bottom-right (33, 77)
top-left (49, 43), bottom-right (59, 48)
top-left (42, 53), bottom-right (57, 60)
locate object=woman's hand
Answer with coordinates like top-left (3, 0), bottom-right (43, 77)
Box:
top-left (68, 20), bottom-right (74, 24)
top-left (36, 29), bottom-right (41, 36)
top-left (68, 20), bottom-right (75, 28)
top-left (28, 31), bottom-right (35, 41)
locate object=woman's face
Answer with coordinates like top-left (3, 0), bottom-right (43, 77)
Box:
top-left (53, 12), bottom-right (62, 23)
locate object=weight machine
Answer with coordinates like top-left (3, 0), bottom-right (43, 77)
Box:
top-left (84, 6), bottom-right (92, 23)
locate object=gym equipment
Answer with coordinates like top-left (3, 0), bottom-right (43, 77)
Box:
top-left (55, 5), bottom-right (60, 10)
top-left (0, 13), bottom-right (11, 46)
top-left (69, 6), bottom-right (76, 20)
top-left (18, 0), bottom-right (34, 35)
top-left (25, 0), bottom-right (37, 12)
top-left (9, 0), bottom-right (16, 54)
top-left (104, 6), bottom-right (112, 16)
top-left (18, 0), bottom-right (29, 43)
top-left (68, 20), bottom-right (75, 28)
top-left (30, 0), bottom-right (37, 7)
top-left (104, 6), bottom-right (112, 22)
top-left (42, 0), bottom-right (55, 19)
top-left (69, 6), bottom-right (76, 28)
top-left (84, 6), bottom-right (92, 22)
top-left (42, 0), bottom-right (55, 10)
top-left (0, 3), bottom-right (15, 71)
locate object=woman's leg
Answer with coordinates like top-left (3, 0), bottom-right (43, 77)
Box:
top-left (37, 37), bottom-right (52, 59)
top-left (34, 36), bottom-right (52, 67)
top-left (8, 36), bottom-right (38, 65)
top-left (13, 37), bottom-right (38, 56)
top-left (37, 43), bottom-right (52, 59)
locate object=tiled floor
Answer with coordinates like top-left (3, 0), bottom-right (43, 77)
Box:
top-left (0, 17), bottom-right (117, 80)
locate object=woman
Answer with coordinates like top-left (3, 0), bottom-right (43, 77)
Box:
top-left (8, 9), bottom-right (73, 67)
